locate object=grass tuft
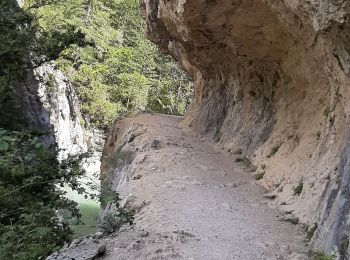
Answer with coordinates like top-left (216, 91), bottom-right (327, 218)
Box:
top-left (281, 217), bottom-right (299, 225)
top-left (235, 157), bottom-right (256, 172)
top-left (235, 157), bottom-right (244, 162)
top-left (310, 252), bottom-right (334, 260)
top-left (267, 144), bottom-right (281, 158)
top-left (306, 223), bottom-right (318, 241)
top-left (339, 237), bottom-right (349, 259)
top-left (255, 172), bottom-right (265, 180)
top-left (294, 182), bottom-right (303, 196)
top-left (323, 106), bottom-right (330, 117)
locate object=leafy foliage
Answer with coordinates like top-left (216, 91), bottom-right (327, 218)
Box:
top-left (0, 0), bottom-right (36, 129)
top-left (254, 172), bottom-right (265, 180)
top-left (294, 182), bottom-right (304, 196)
top-left (311, 252), bottom-right (334, 260)
top-left (0, 129), bottom-right (86, 259)
top-left (306, 223), bottom-right (318, 241)
top-left (27, 0), bottom-right (193, 127)
top-left (267, 143), bottom-right (281, 158)
top-left (99, 192), bottom-right (134, 234)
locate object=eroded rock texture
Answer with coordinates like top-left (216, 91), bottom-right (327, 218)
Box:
top-left (141, 0), bottom-right (350, 257)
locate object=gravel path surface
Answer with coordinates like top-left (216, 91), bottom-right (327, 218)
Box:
top-left (49, 114), bottom-right (309, 260)
top-left (103, 114), bottom-right (309, 260)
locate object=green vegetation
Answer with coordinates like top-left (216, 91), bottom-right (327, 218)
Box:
top-left (235, 157), bottom-right (245, 162)
top-left (340, 237), bottom-right (349, 260)
top-left (234, 156), bottom-right (252, 166)
top-left (26, 0), bottom-right (193, 127)
top-left (281, 217), bottom-right (299, 225)
top-left (255, 172), bottom-right (265, 180)
top-left (234, 156), bottom-right (256, 172)
top-left (1, 0), bottom-right (192, 129)
top-left (234, 157), bottom-right (250, 167)
top-left (0, 0), bottom-right (35, 129)
top-left (0, 129), bottom-right (85, 259)
top-left (0, 128), bottom-right (133, 258)
top-left (294, 182), bottom-right (304, 196)
top-left (307, 223), bottom-right (318, 241)
top-left (267, 143), bottom-right (281, 158)
top-left (311, 252), bottom-right (334, 260)
top-left (99, 193), bottom-right (133, 234)
top-left (323, 106), bottom-right (330, 117)
top-left (0, 1), bottom-right (87, 258)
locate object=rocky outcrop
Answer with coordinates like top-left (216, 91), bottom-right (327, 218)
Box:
top-left (11, 65), bottom-right (55, 144)
top-left (34, 63), bottom-right (89, 159)
top-left (34, 63), bottom-right (104, 202)
top-left (15, 62), bottom-right (99, 158)
top-left (17, 62), bottom-right (103, 206)
top-left (141, 0), bottom-right (350, 257)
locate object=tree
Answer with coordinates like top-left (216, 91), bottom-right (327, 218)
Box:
top-left (0, 0), bottom-right (36, 129)
top-left (28, 0), bottom-right (193, 128)
top-left (0, 129), bottom-right (85, 259)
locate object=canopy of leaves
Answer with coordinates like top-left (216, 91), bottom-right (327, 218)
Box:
top-left (0, 2), bottom-right (88, 259)
top-left (0, 0), bottom-right (35, 129)
top-left (0, 129), bottom-right (86, 259)
top-left (27, 0), bottom-right (193, 127)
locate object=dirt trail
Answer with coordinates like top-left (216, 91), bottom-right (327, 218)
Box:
top-left (50, 114), bottom-right (309, 260)
top-left (102, 114), bottom-right (309, 260)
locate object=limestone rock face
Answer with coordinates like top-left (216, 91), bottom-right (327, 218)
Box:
top-left (34, 63), bottom-right (88, 160)
top-left (141, 0), bottom-right (350, 257)
top-left (33, 63), bottom-right (104, 200)
top-left (18, 62), bottom-right (103, 204)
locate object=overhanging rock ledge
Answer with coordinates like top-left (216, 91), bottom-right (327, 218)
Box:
top-left (141, 0), bottom-right (350, 257)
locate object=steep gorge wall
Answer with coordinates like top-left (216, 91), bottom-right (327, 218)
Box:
top-left (141, 0), bottom-right (350, 257)
top-left (35, 64), bottom-right (88, 159)
top-left (18, 62), bottom-right (102, 159)
top-left (16, 62), bottom-right (103, 197)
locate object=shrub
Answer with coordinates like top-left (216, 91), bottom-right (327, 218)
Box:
top-left (294, 182), bottom-right (304, 196)
top-left (323, 106), bottom-right (330, 117)
top-left (307, 223), bottom-right (318, 241)
top-left (99, 211), bottom-right (131, 234)
top-left (311, 252), bottom-right (334, 260)
top-left (99, 193), bottom-right (133, 234)
top-left (339, 237), bottom-right (349, 259)
top-left (255, 172), bottom-right (265, 180)
top-left (0, 129), bottom-right (86, 259)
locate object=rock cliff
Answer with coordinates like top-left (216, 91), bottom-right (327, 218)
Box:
top-left (34, 63), bottom-right (89, 159)
top-left (141, 0), bottom-right (350, 257)
top-left (16, 62), bottom-right (103, 206)
top-left (19, 62), bottom-right (103, 161)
